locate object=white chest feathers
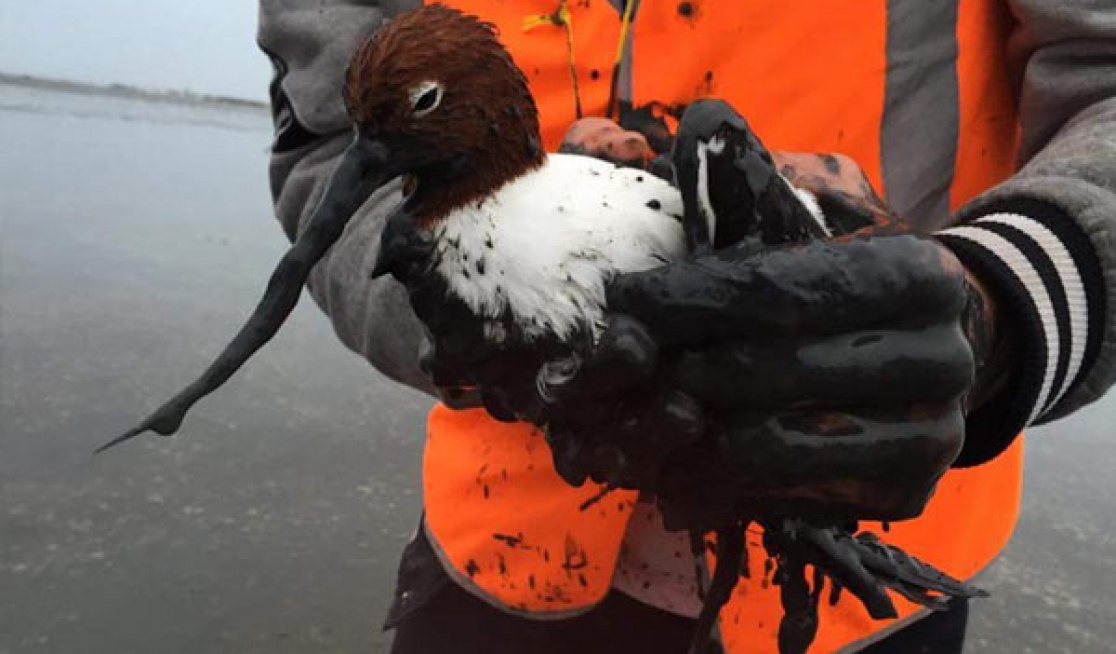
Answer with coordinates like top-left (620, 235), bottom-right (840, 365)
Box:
top-left (433, 154), bottom-right (687, 342)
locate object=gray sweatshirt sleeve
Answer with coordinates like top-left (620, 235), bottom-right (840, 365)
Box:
top-left (951, 3), bottom-right (1116, 404)
top-left (257, 0), bottom-right (435, 395)
top-left (936, 1), bottom-right (1115, 464)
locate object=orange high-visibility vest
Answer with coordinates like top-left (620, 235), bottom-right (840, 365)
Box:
top-left (422, 2), bottom-right (1024, 652)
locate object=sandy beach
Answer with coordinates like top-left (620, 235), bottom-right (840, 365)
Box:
top-left (1, 79), bottom-right (1112, 653)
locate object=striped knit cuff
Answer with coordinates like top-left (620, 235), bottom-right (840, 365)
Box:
top-left (937, 202), bottom-right (1104, 466)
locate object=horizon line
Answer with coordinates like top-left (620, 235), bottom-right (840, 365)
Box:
top-left (0, 72), bottom-right (269, 111)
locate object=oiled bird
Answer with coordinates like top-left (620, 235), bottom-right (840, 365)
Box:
top-left (105, 6), bottom-right (983, 654)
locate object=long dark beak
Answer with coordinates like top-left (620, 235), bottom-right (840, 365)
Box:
top-left (97, 137), bottom-right (398, 453)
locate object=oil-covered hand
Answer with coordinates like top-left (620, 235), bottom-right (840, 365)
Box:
top-left (537, 138), bottom-right (1007, 530)
top-left (540, 233), bottom-right (990, 530)
top-left (772, 151), bottom-right (896, 233)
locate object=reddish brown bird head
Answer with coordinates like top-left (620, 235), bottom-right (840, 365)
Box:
top-left (341, 4), bottom-right (545, 224)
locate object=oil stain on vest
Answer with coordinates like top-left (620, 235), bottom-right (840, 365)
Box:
top-left (677, 1), bottom-right (702, 25)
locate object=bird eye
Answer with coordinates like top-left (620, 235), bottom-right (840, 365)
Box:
top-left (410, 81), bottom-right (443, 117)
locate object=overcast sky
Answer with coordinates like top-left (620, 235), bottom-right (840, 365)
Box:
top-left (0, 0), bottom-right (271, 101)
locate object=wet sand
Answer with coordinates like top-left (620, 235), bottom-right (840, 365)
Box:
top-left (1, 81), bottom-right (1113, 653)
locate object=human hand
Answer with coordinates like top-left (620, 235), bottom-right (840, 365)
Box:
top-left (558, 117), bottom-right (653, 166)
top-left (772, 151), bottom-right (897, 233)
top-left (539, 233), bottom-right (982, 528)
top-left (534, 140), bottom-right (1007, 531)
top-left (560, 116), bottom-right (900, 232)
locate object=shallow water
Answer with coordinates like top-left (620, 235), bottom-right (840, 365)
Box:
top-left (1, 82), bottom-right (1113, 653)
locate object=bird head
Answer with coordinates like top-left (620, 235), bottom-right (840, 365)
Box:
top-left (330, 5), bottom-right (546, 281)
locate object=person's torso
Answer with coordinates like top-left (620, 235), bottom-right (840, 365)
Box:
top-left (419, 3), bottom-right (1024, 653)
